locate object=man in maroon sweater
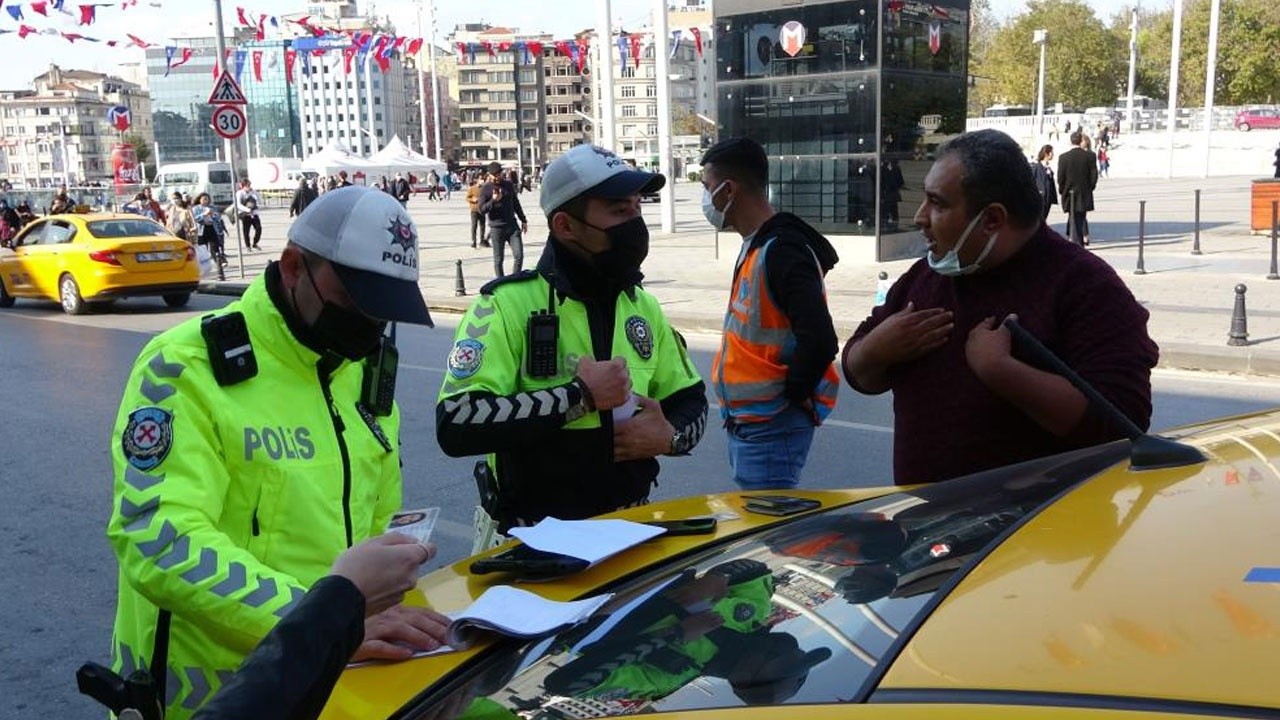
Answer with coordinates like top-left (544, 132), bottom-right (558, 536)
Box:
top-left (843, 130), bottom-right (1158, 485)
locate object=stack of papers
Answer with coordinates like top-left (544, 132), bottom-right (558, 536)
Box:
top-left (509, 518), bottom-right (665, 565)
top-left (446, 585), bottom-right (614, 649)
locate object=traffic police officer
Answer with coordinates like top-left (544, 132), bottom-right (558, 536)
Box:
top-left (437, 144), bottom-right (709, 551)
top-left (105, 187), bottom-right (447, 718)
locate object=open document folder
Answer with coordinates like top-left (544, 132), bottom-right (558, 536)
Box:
top-left (508, 518), bottom-right (666, 565)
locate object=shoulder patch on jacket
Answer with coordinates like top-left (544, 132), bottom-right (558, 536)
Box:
top-left (122, 406), bottom-right (174, 472)
top-left (480, 269), bottom-right (539, 296)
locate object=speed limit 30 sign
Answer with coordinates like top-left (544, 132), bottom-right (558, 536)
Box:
top-left (212, 104), bottom-right (246, 140)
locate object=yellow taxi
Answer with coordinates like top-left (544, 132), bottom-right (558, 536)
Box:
top-left (320, 408), bottom-right (1280, 720)
top-left (0, 212), bottom-right (199, 315)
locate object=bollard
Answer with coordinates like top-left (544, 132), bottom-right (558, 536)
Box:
top-left (1134, 200), bottom-right (1147, 275)
top-left (1269, 200), bottom-right (1279, 281)
top-left (454, 259), bottom-right (467, 297)
top-left (1191, 189), bottom-right (1202, 255)
top-left (1228, 284), bottom-right (1249, 346)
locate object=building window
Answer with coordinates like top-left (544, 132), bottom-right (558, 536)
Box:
top-left (622, 105), bottom-right (637, 118)
top-left (621, 85), bottom-right (636, 98)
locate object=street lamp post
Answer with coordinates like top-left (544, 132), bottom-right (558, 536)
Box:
top-left (1033, 29), bottom-right (1048, 139)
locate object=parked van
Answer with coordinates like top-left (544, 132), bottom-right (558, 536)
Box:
top-left (155, 162), bottom-right (235, 207)
top-left (983, 104), bottom-right (1034, 118)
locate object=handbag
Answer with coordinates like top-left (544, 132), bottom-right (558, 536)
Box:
top-left (196, 243), bottom-right (214, 276)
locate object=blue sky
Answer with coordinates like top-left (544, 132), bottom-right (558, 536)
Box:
top-left (0, 0), bottom-right (1126, 88)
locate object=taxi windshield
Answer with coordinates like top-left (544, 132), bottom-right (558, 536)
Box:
top-left (411, 442), bottom-right (1129, 719)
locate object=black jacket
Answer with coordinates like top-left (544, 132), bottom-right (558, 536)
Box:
top-left (192, 576), bottom-right (364, 719)
top-left (1056, 147), bottom-right (1098, 212)
top-left (1031, 162), bottom-right (1057, 209)
top-left (747, 212), bottom-right (840, 406)
top-left (289, 185), bottom-right (317, 217)
top-left (478, 179), bottom-right (527, 226)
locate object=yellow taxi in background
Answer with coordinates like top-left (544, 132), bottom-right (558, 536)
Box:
top-left (0, 213), bottom-right (199, 315)
top-left (316, 407), bottom-right (1280, 720)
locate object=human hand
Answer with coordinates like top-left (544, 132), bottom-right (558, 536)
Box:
top-left (350, 604), bottom-right (451, 662)
top-left (677, 611), bottom-right (725, 642)
top-left (613, 395), bottom-right (675, 461)
top-left (965, 314), bottom-right (1015, 383)
top-left (863, 301), bottom-right (953, 366)
top-left (575, 356), bottom-right (632, 411)
top-left (521, 221), bottom-right (528, 235)
top-left (330, 533), bottom-right (434, 617)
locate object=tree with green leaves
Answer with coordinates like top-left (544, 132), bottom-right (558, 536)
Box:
top-left (978, 0), bottom-right (1126, 110)
top-left (1136, 0), bottom-right (1280, 106)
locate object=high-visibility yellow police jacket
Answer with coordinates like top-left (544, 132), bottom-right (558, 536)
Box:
top-left (106, 268), bottom-right (401, 719)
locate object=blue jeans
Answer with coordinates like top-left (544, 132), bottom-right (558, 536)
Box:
top-left (725, 407), bottom-right (816, 490)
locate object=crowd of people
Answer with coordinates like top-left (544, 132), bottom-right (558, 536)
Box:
top-left (84, 127), bottom-right (1161, 720)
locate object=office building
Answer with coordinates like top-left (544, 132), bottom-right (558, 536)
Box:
top-left (0, 65), bottom-right (152, 187)
top-left (714, 0), bottom-right (969, 260)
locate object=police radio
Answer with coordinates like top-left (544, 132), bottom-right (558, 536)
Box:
top-left (527, 311), bottom-right (559, 378)
top-left (201, 312), bottom-right (258, 387)
top-left (362, 323), bottom-right (399, 416)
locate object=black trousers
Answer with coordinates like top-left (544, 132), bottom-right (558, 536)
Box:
top-left (240, 215), bottom-right (261, 248)
top-left (470, 211), bottom-right (487, 246)
top-left (1067, 211), bottom-right (1090, 246)
top-left (489, 223), bottom-right (522, 278)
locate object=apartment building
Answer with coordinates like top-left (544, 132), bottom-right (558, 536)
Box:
top-left (542, 40), bottom-right (593, 168)
top-left (0, 65), bottom-right (153, 187)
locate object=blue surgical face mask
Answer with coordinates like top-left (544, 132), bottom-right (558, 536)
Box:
top-left (927, 207), bottom-right (998, 277)
top-left (701, 181), bottom-right (732, 230)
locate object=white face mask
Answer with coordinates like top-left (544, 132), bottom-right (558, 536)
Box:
top-left (927, 207), bottom-right (999, 277)
top-left (701, 181), bottom-right (732, 230)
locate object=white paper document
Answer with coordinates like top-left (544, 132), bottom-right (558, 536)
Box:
top-left (447, 585), bottom-right (614, 649)
top-left (509, 517), bottom-right (666, 565)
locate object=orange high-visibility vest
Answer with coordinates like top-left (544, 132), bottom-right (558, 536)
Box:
top-left (712, 237), bottom-right (839, 424)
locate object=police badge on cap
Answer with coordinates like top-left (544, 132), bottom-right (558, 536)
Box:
top-left (625, 316), bottom-right (653, 360)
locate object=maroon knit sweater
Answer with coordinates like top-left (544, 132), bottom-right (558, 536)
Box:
top-left (845, 224), bottom-right (1159, 485)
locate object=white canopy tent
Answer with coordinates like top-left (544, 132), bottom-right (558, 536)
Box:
top-left (369, 136), bottom-right (447, 177)
top-left (301, 142), bottom-right (391, 181)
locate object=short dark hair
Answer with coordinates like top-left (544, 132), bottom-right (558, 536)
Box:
top-left (700, 137), bottom-right (768, 191)
top-left (547, 194), bottom-right (590, 224)
top-left (935, 129), bottom-right (1041, 227)
top-left (486, 161), bottom-right (502, 176)
top-left (1070, 130), bottom-right (1084, 146)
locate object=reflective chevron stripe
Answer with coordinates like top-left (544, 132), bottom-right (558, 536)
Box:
top-left (139, 377), bottom-right (176, 403)
top-left (124, 467), bottom-right (162, 492)
top-left (148, 352), bottom-right (185, 379)
top-left (121, 495), bottom-right (160, 533)
top-left (210, 561), bottom-right (247, 597)
top-left (180, 548), bottom-right (218, 584)
top-left (274, 586), bottom-right (306, 618)
top-left (240, 577), bottom-right (277, 608)
top-left (472, 304), bottom-right (495, 319)
top-left (442, 388), bottom-right (574, 427)
top-left (117, 642), bottom-right (138, 678)
top-left (181, 666), bottom-right (211, 710)
top-left (164, 666), bottom-right (181, 707)
top-left (154, 534), bottom-right (191, 570)
top-left (137, 520), bottom-right (177, 557)
top-left (466, 322), bottom-right (487, 339)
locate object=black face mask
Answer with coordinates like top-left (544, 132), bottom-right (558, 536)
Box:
top-left (577, 215), bottom-right (650, 283)
top-left (295, 259), bottom-right (386, 360)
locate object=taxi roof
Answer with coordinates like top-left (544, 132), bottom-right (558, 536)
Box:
top-left (879, 411), bottom-right (1280, 710)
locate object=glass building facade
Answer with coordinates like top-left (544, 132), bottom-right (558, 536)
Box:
top-left (146, 36), bottom-right (302, 166)
top-left (714, 0), bottom-right (969, 260)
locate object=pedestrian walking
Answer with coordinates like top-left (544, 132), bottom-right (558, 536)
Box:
top-left (235, 179), bottom-right (262, 250)
top-left (1031, 144), bottom-right (1057, 224)
top-left (426, 169), bottom-right (439, 201)
top-left (1097, 147), bottom-right (1110, 178)
top-left (393, 172), bottom-right (412, 207)
top-left (192, 192), bottom-right (227, 279)
top-left (289, 175), bottom-right (317, 217)
top-left (478, 161), bottom-right (528, 277)
top-left (466, 177), bottom-right (487, 248)
top-left (1057, 131), bottom-right (1097, 247)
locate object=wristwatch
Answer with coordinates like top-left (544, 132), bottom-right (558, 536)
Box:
top-left (566, 377), bottom-right (592, 423)
top-left (669, 428), bottom-right (690, 456)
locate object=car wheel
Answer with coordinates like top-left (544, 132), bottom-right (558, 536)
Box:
top-left (59, 274), bottom-right (85, 315)
top-left (0, 277), bottom-right (13, 308)
top-left (1238, 122), bottom-right (1251, 132)
top-left (162, 292), bottom-right (191, 308)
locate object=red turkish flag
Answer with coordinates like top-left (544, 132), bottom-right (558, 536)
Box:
top-left (405, 38), bottom-right (423, 56)
top-left (172, 48), bottom-right (193, 69)
top-left (78, 5), bottom-right (96, 25)
top-left (527, 40), bottom-right (543, 58)
top-left (30, 2), bottom-right (48, 16)
top-left (255, 15), bottom-right (266, 42)
top-left (252, 50), bottom-right (262, 81)
top-left (126, 33), bottom-right (151, 48)
top-left (576, 37), bottom-right (589, 72)
top-left (629, 34), bottom-right (641, 68)
top-left (18, 24), bottom-right (37, 39)
top-left (480, 41), bottom-right (495, 58)
top-left (284, 48), bottom-right (296, 82)
top-left (342, 46), bottom-right (356, 74)
top-left (235, 6), bottom-right (250, 26)
top-left (689, 27), bottom-right (703, 57)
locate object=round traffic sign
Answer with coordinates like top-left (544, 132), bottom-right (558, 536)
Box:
top-left (212, 104), bottom-right (247, 140)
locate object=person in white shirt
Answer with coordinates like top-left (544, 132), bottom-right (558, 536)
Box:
top-left (235, 179), bottom-right (262, 250)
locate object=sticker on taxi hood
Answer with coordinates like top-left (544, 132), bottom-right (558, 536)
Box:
top-left (122, 406), bottom-right (174, 472)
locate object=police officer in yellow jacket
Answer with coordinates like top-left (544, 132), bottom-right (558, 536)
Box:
top-left (106, 186), bottom-right (448, 718)
top-left (437, 145), bottom-right (708, 550)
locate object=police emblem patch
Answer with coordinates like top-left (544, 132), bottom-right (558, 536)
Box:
top-left (122, 406), bottom-right (174, 472)
top-left (448, 338), bottom-right (485, 379)
top-left (733, 601), bottom-right (756, 623)
top-left (387, 215), bottom-right (416, 252)
top-left (625, 316), bottom-right (653, 360)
